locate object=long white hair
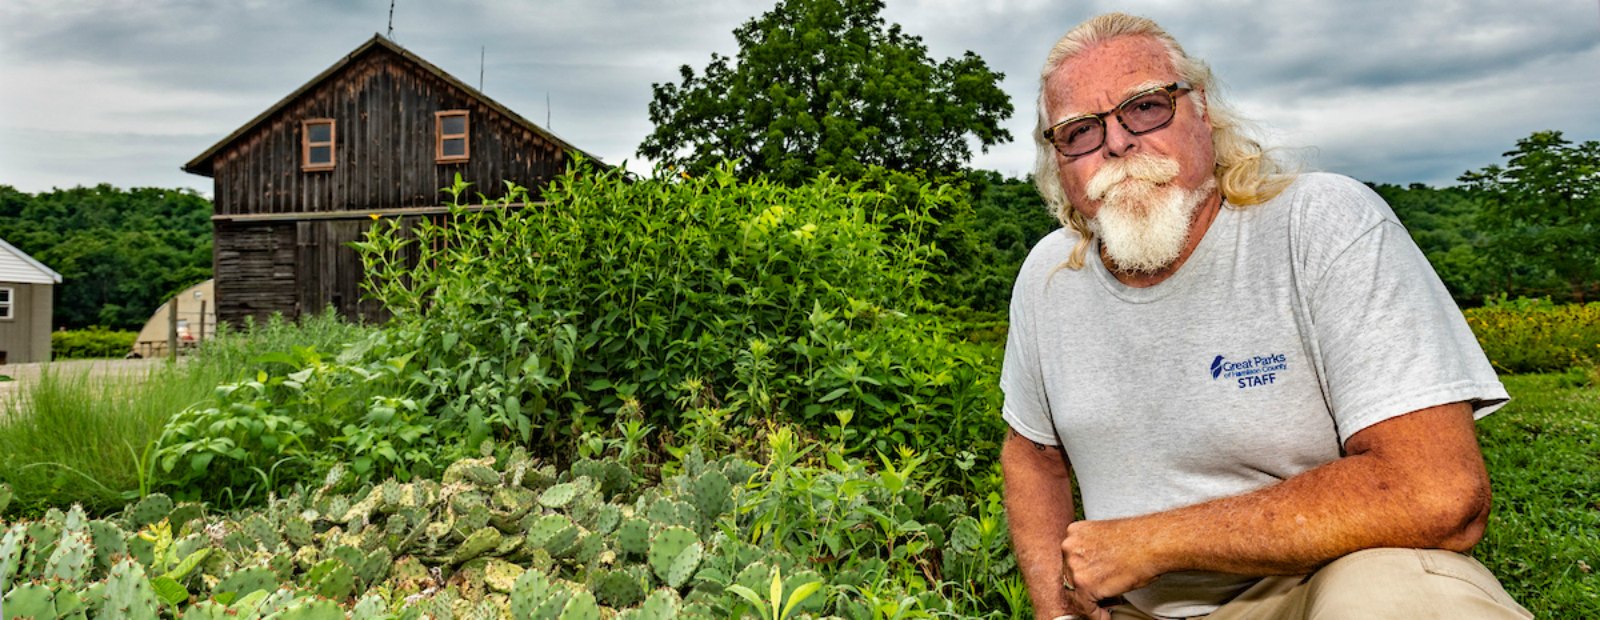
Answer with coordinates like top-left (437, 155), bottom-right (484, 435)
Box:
top-left (1034, 13), bottom-right (1294, 269)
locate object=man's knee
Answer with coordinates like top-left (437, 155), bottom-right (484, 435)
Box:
top-left (1302, 548), bottom-right (1530, 620)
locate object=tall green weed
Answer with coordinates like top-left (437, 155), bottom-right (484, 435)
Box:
top-left (353, 162), bottom-right (1004, 485)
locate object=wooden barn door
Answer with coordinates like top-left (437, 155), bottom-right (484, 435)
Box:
top-left (296, 219), bottom-right (388, 324)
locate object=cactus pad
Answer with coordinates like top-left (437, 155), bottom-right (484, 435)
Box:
top-left (212, 566), bottom-right (280, 600)
top-left (126, 493), bottom-right (173, 529)
top-left (103, 558), bottom-right (161, 620)
top-left (306, 557), bottom-right (356, 601)
top-left (44, 530), bottom-right (93, 584)
top-left (449, 526), bottom-right (503, 565)
top-left (594, 569), bottom-right (645, 608)
top-left (648, 526), bottom-right (703, 589)
top-left (538, 482), bottom-right (579, 509)
top-left (949, 516), bottom-right (981, 554)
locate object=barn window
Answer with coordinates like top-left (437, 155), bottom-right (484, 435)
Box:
top-left (436, 110), bottom-right (469, 163)
top-left (0, 287), bottom-right (11, 320)
top-left (302, 119), bottom-right (336, 171)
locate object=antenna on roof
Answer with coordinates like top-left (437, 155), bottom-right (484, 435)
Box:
top-left (479, 46), bottom-right (485, 91)
top-left (547, 93), bottom-right (551, 129)
top-left (387, 0), bottom-right (396, 38)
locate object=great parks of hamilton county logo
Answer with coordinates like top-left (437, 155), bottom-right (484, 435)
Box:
top-left (1211, 353), bottom-right (1289, 389)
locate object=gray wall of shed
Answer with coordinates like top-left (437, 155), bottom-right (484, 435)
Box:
top-left (0, 282), bottom-right (52, 364)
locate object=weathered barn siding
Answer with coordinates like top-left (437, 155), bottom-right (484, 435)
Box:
top-left (208, 50), bottom-right (569, 217)
top-left (188, 35), bottom-right (598, 328)
top-left (215, 215), bottom-right (437, 325)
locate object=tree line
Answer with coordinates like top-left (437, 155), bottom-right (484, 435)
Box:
top-left (0, 184), bottom-right (213, 330)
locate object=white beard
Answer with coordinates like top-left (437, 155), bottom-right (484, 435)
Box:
top-left (1084, 155), bottom-right (1216, 275)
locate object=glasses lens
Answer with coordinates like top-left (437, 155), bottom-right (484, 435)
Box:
top-left (1119, 91), bottom-right (1176, 133)
top-left (1054, 118), bottom-right (1104, 156)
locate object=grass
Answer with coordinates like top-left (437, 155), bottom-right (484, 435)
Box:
top-left (0, 310), bottom-right (369, 516)
top-left (1474, 370), bottom-right (1600, 616)
top-left (0, 361), bottom-right (215, 515)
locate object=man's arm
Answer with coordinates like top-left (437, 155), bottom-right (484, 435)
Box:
top-left (1002, 429), bottom-right (1109, 620)
top-left (1061, 401), bottom-right (1492, 602)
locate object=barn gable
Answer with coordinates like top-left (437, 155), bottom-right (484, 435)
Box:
top-left (184, 34), bottom-right (603, 326)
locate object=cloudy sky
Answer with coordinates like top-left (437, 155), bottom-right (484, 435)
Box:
top-left (2, 0), bottom-right (1597, 196)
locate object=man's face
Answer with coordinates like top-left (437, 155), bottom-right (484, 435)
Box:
top-left (1043, 36), bottom-right (1220, 272)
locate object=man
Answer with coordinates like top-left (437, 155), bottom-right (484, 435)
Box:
top-left (1000, 13), bottom-right (1532, 620)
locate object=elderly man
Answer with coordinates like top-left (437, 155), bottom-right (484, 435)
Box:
top-left (1000, 13), bottom-right (1532, 620)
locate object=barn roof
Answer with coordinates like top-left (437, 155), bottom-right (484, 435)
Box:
top-left (0, 237), bottom-right (63, 285)
top-left (182, 34), bottom-right (603, 177)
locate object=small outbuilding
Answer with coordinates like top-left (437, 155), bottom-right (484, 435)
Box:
top-left (131, 279), bottom-right (217, 358)
top-left (0, 238), bottom-right (64, 364)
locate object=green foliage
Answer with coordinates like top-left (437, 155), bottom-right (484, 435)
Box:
top-left (1459, 131), bottom-right (1600, 303)
top-left (1474, 374), bottom-right (1600, 618)
top-left (50, 327), bottom-right (139, 359)
top-left (0, 184), bottom-right (212, 330)
top-left (152, 344), bottom-right (439, 505)
top-left (1464, 298), bottom-right (1600, 374)
top-left (638, 0), bottom-right (1012, 185)
top-left (0, 312), bottom-right (369, 516)
top-left (0, 431), bottom-right (1025, 618)
top-left (355, 164), bottom-right (1004, 486)
top-left (930, 171), bottom-right (1059, 313)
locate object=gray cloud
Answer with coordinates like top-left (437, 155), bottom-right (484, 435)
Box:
top-left (2, 0), bottom-right (1597, 193)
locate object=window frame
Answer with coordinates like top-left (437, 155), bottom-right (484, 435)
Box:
top-left (0, 287), bottom-right (13, 320)
top-left (435, 110), bottom-right (470, 164)
top-left (302, 118), bottom-right (336, 172)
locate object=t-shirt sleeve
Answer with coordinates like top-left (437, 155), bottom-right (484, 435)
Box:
top-left (1000, 238), bottom-right (1061, 447)
top-left (1296, 177), bottom-right (1509, 445)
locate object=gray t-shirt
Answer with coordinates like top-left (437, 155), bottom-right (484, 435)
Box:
top-left (1000, 173), bottom-right (1508, 618)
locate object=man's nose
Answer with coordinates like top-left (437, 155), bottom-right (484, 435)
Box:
top-left (1103, 120), bottom-right (1138, 158)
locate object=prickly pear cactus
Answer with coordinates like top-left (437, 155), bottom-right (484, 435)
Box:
top-left (616, 517), bottom-right (650, 558)
top-left (87, 519), bottom-right (128, 576)
top-left (2, 582), bottom-right (58, 619)
top-left (592, 569), bottom-right (646, 608)
top-left (211, 565), bottom-right (280, 601)
top-left (103, 558), bottom-right (161, 620)
top-left (1, 522), bottom-right (27, 592)
top-left (126, 493), bottom-right (174, 529)
top-left (688, 470), bottom-right (732, 526)
top-left (44, 530), bottom-right (94, 585)
top-left (647, 526), bottom-right (702, 589)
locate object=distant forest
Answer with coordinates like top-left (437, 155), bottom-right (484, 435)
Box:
top-left (0, 185), bottom-right (212, 330)
top-left (2, 130), bottom-right (1594, 330)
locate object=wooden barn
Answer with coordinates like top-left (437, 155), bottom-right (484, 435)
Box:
top-left (0, 237), bottom-right (63, 364)
top-left (183, 34), bottom-right (603, 326)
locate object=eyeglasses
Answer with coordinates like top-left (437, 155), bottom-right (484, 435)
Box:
top-left (1042, 81), bottom-right (1192, 158)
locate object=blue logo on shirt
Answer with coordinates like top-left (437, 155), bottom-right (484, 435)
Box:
top-left (1211, 353), bottom-right (1289, 389)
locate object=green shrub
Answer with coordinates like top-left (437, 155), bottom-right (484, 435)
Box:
top-left (50, 327), bottom-right (137, 359)
top-left (354, 163), bottom-right (1002, 483)
top-left (1464, 297), bottom-right (1600, 373)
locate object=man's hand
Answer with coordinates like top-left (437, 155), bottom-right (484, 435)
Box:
top-left (1061, 518), bottom-right (1161, 603)
top-left (1059, 548), bottom-right (1116, 620)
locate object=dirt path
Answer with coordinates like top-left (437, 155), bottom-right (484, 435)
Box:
top-left (0, 358), bottom-right (169, 411)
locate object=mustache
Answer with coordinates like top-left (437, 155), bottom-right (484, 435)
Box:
top-left (1085, 154), bottom-right (1181, 201)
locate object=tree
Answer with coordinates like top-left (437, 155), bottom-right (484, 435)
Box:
top-left (639, 0), bottom-right (1012, 185)
top-left (0, 184), bottom-right (213, 329)
top-left (1459, 131), bottom-right (1600, 302)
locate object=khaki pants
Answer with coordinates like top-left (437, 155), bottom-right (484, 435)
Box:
top-left (1110, 548), bottom-right (1533, 620)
